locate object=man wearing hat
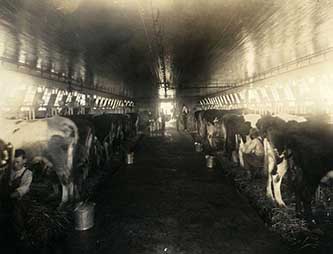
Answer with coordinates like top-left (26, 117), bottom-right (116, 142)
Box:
top-left (241, 128), bottom-right (265, 178)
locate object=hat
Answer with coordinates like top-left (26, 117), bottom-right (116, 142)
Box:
top-left (249, 128), bottom-right (259, 138)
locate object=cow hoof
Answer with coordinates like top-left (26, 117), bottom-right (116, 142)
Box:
top-left (277, 203), bottom-right (287, 208)
top-left (311, 227), bottom-right (324, 236)
top-left (296, 212), bottom-right (302, 219)
top-left (57, 201), bottom-right (68, 210)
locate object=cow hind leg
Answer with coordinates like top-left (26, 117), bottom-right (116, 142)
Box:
top-left (272, 175), bottom-right (286, 207)
top-left (59, 181), bottom-right (75, 206)
top-left (69, 181), bottom-right (74, 199)
top-left (52, 183), bottom-right (60, 197)
top-left (238, 139), bottom-right (245, 168)
top-left (207, 135), bottom-right (213, 149)
top-left (47, 135), bottom-right (75, 203)
top-left (61, 184), bottom-right (69, 204)
top-left (266, 174), bottom-right (274, 201)
top-left (295, 194), bottom-right (302, 218)
top-left (272, 159), bottom-right (288, 207)
top-left (266, 159), bottom-right (276, 202)
top-left (273, 176), bottom-right (286, 207)
top-left (264, 139), bottom-right (273, 200)
top-left (303, 198), bottom-right (314, 223)
top-left (103, 142), bottom-right (110, 161)
top-left (232, 151), bottom-right (239, 164)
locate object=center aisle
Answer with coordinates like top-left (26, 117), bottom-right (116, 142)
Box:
top-left (70, 128), bottom-right (291, 254)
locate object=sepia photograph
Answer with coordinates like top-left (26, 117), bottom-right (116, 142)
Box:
top-left (0, 0), bottom-right (333, 253)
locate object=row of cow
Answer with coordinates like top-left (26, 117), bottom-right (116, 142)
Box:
top-left (0, 112), bottom-right (139, 205)
top-left (195, 109), bottom-right (333, 223)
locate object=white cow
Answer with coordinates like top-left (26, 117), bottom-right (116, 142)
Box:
top-left (235, 114), bottom-right (262, 167)
top-left (206, 117), bottom-right (219, 149)
top-left (0, 116), bottom-right (78, 204)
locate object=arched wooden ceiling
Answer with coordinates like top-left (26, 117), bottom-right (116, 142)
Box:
top-left (0, 0), bottom-right (332, 100)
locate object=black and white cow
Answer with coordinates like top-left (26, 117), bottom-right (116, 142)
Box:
top-left (256, 114), bottom-right (307, 208)
top-left (194, 110), bottom-right (206, 142)
top-left (90, 113), bottom-right (127, 161)
top-left (127, 112), bottom-right (139, 137)
top-left (194, 109), bottom-right (244, 150)
top-left (285, 119), bottom-right (333, 221)
top-left (255, 115), bottom-right (333, 222)
top-left (0, 116), bottom-right (78, 204)
top-left (202, 109), bottom-right (226, 149)
top-left (220, 113), bottom-right (260, 164)
top-left (221, 114), bottom-right (246, 160)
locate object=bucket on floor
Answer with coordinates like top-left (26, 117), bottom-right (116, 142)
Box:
top-left (194, 142), bottom-right (203, 152)
top-left (74, 202), bottom-right (95, 231)
top-left (206, 155), bottom-right (215, 168)
top-left (126, 152), bottom-right (134, 164)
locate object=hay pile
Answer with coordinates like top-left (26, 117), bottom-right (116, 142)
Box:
top-left (24, 199), bottom-right (72, 248)
top-left (216, 155), bottom-right (321, 249)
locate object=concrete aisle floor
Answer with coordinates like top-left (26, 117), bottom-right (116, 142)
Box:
top-left (67, 128), bottom-right (291, 254)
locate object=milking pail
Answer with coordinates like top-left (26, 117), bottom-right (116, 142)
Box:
top-left (74, 202), bottom-right (95, 231)
top-left (126, 152), bottom-right (134, 164)
top-left (194, 142), bottom-right (203, 152)
top-left (206, 155), bottom-right (215, 168)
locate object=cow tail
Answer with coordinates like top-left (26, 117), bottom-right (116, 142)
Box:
top-left (69, 122), bottom-right (79, 146)
top-left (263, 138), bottom-right (268, 174)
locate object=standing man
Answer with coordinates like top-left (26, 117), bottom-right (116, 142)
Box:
top-left (181, 104), bottom-right (189, 131)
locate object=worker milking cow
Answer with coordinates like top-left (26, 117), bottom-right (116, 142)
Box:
top-left (0, 148), bottom-right (33, 239)
top-left (0, 116), bottom-right (78, 205)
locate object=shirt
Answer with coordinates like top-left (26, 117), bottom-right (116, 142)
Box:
top-left (10, 167), bottom-right (33, 198)
top-left (242, 138), bottom-right (264, 157)
top-left (182, 106), bottom-right (189, 115)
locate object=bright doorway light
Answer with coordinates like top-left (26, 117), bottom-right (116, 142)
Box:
top-left (159, 101), bottom-right (174, 115)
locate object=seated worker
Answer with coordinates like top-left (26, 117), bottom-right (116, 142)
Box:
top-left (240, 128), bottom-right (264, 178)
top-left (1, 149), bottom-right (33, 239)
top-left (9, 149), bottom-right (33, 199)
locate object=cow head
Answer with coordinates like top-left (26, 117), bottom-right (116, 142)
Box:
top-left (258, 116), bottom-right (289, 165)
top-left (238, 121), bottom-right (252, 142)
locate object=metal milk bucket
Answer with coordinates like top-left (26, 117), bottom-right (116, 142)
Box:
top-left (206, 155), bottom-right (215, 168)
top-left (126, 152), bottom-right (134, 164)
top-left (194, 142), bottom-right (203, 152)
top-left (74, 202), bottom-right (95, 231)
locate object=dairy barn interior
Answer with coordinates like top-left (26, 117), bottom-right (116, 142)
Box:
top-left (1, 0), bottom-right (333, 253)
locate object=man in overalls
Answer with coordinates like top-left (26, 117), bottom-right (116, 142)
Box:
top-left (1, 149), bottom-right (33, 239)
